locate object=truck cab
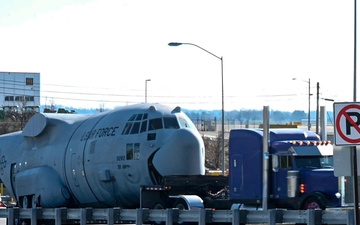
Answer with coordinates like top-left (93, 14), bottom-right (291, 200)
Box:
top-left (229, 128), bottom-right (340, 210)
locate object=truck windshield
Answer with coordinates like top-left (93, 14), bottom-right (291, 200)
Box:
top-left (295, 156), bottom-right (333, 169)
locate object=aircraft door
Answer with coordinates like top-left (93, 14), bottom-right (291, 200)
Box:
top-left (65, 145), bottom-right (99, 206)
top-left (70, 153), bottom-right (80, 187)
top-left (64, 113), bottom-right (114, 206)
top-left (10, 163), bottom-right (17, 199)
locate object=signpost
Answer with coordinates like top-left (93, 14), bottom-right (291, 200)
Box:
top-left (334, 102), bottom-right (360, 224)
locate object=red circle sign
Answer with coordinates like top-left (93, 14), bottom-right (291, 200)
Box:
top-left (336, 104), bottom-right (360, 144)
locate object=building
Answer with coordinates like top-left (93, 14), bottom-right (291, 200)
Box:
top-left (0, 72), bottom-right (40, 111)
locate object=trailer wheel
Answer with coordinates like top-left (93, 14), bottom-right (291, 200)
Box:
top-left (152, 201), bottom-right (167, 225)
top-left (173, 199), bottom-right (188, 210)
top-left (32, 195), bottom-right (39, 208)
top-left (153, 200), bottom-right (167, 209)
top-left (22, 196), bottom-right (30, 208)
top-left (302, 196), bottom-right (325, 210)
top-left (173, 199), bottom-right (193, 225)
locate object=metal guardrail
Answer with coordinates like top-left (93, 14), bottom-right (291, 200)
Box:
top-left (0, 207), bottom-right (355, 225)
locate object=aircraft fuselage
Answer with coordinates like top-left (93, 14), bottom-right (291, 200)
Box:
top-left (0, 103), bottom-right (205, 208)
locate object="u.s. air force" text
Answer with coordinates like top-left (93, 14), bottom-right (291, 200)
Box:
top-left (80, 126), bottom-right (119, 141)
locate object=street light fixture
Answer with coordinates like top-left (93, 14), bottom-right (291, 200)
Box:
top-left (145, 79), bottom-right (151, 103)
top-left (292, 78), bottom-right (311, 130)
top-left (168, 42), bottom-right (226, 176)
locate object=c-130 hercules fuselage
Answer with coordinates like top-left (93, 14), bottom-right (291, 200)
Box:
top-left (0, 103), bottom-right (205, 208)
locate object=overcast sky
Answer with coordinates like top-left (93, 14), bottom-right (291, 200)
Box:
top-left (0, 0), bottom-right (356, 112)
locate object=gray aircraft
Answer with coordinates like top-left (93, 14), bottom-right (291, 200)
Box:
top-left (0, 103), bottom-right (205, 208)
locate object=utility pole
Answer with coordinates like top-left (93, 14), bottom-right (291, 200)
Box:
top-left (315, 82), bottom-right (319, 134)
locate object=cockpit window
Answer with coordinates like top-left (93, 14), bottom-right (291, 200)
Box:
top-left (130, 122), bottom-right (141, 134)
top-left (122, 113), bottom-right (191, 135)
top-left (178, 117), bottom-right (195, 129)
top-left (164, 117), bottom-right (180, 129)
top-left (122, 122), bottom-right (132, 135)
top-left (136, 114), bottom-right (143, 121)
top-left (140, 121), bottom-right (147, 133)
top-left (143, 113), bottom-right (148, 120)
top-left (128, 114), bottom-right (136, 121)
top-left (149, 118), bottom-right (163, 130)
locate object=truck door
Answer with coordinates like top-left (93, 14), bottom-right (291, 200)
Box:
top-left (273, 155), bottom-right (292, 199)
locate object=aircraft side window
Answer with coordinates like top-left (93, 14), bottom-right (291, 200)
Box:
top-left (148, 118), bottom-right (163, 130)
top-left (148, 133), bottom-right (156, 140)
top-left (126, 143), bottom-right (133, 160)
top-left (122, 122), bottom-right (133, 135)
top-left (134, 143), bottom-right (140, 160)
top-left (164, 117), bottom-right (180, 129)
top-left (140, 121), bottom-right (147, 133)
top-left (130, 122), bottom-right (140, 134)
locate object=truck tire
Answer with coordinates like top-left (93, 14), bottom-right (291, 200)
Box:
top-left (298, 197), bottom-right (328, 225)
top-left (301, 196), bottom-right (325, 210)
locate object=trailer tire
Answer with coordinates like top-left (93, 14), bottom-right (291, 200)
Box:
top-left (301, 196), bottom-right (325, 210)
top-left (153, 200), bottom-right (167, 209)
top-left (173, 199), bottom-right (194, 225)
top-left (152, 201), bottom-right (167, 225)
top-left (173, 199), bottom-right (188, 210)
top-left (22, 196), bottom-right (30, 208)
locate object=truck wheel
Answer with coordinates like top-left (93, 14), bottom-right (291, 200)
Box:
top-left (302, 196), bottom-right (325, 210)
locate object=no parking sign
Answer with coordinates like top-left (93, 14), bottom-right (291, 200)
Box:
top-left (334, 102), bottom-right (360, 145)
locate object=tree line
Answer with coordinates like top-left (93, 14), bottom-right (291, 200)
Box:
top-left (184, 109), bottom-right (334, 127)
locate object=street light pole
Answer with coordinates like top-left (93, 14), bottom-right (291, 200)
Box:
top-left (315, 82), bottom-right (319, 134)
top-left (168, 42), bottom-right (226, 176)
top-left (307, 78), bottom-right (311, 131)
top-left (145, 79), bottom-right (151, 103)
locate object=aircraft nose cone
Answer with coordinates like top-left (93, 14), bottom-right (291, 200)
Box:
top-left (152, 129), bottom-right (205, 176)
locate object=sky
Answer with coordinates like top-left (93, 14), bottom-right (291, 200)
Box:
top-left (0, 0), bottom-right (356, 112)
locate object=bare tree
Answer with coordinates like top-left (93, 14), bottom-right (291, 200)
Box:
top-left (203, 133), bottom-right (226, 170)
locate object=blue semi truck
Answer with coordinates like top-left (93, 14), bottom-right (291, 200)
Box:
top-left (141, 128), bottom-right (340, 211)
top-left (229, 128), bottom-right (339, 210)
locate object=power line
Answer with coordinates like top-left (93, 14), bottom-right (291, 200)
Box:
top-left (1, 77), bottom-right (310, 108)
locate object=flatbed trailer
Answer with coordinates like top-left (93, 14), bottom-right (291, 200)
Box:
top-left (140, 175), bottom-right (232, 210)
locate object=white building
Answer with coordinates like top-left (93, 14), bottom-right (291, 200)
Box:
top-left (0, 71), bottom-right (40, 110)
